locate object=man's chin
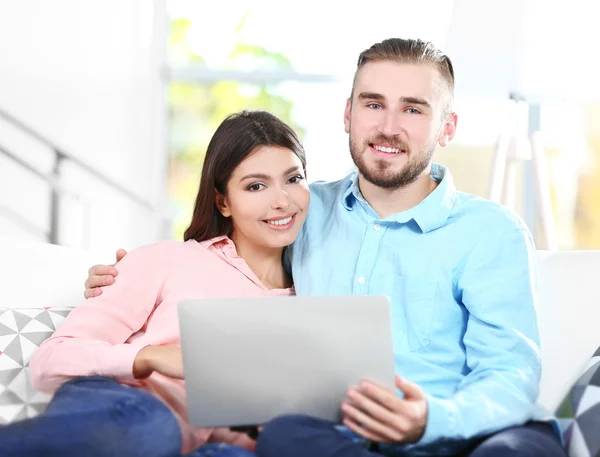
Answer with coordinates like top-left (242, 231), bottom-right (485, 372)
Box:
top-left (361, 172), bottom-right (404, 189)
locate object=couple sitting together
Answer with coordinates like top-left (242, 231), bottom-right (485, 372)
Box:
top-left (0, 38), bottom-right (566, 457)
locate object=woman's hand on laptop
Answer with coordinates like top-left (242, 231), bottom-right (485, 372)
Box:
top-left (83, 249), bottom-right (128, 298)
top-left (210, 427), bottom-right (258, 451)
top-left (341, 375), bottom-right (427, 444)
top-left (133, 345), bottom-right (184, 380)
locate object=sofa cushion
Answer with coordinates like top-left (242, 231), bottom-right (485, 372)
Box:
top-left (0, 307), bottom-right (73, 424)
top-left (556, 346), bottom-right (600, 457)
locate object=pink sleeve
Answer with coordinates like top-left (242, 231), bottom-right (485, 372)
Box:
top-left (30, 242), bottom-right (171, 393)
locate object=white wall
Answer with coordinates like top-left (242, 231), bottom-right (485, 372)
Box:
top-left (0, 0), bottom-right (169, 253)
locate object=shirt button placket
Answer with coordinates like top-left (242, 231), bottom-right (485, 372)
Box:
top-left (353, 222), bottom-right (385, 294)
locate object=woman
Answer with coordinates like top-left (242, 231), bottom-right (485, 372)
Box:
top-left (0, 111), bottom-right (309, 457)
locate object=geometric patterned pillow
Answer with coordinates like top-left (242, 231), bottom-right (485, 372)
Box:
top-left (0, 307), bottom-right (73, 424)
top-left (556, 346), bottom-right (600, 457)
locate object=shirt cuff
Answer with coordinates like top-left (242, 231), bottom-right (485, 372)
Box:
top-left (94, 343), bottom-right (148, 382)
top-left (418, 394), bottom-right (457, 445)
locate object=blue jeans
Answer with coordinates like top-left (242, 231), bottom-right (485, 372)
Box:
top-left (256, 414), bottom-right (567, 457)
top-left (0, 376), bottom-right (255, 457)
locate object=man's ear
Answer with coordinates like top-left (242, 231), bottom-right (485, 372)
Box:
top-left (215, 190), bottom-right (231, 217)
top-left (438, 112), bottom-right (458, 147)
top-left (344, 98), bottom-right (352, 134)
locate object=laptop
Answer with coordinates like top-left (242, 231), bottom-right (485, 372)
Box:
top-left (178, 295), bottom-right (395, 428)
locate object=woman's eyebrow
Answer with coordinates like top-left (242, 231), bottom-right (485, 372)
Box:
top-left (240, 166), bottom-right (301, 182)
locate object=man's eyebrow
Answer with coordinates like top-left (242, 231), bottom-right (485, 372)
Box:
top-left (357, 93), bottom-right (431, 108)
top-left (358, 92), bottom-right (385, 101)
top-left (399, 96), bottom-right (431, 108)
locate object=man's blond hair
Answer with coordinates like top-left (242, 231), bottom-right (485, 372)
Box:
top-left (351, 38), bottom-right (455, 116)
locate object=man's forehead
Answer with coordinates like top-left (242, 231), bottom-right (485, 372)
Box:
top-left (354, 61), bottom-right (443, 101)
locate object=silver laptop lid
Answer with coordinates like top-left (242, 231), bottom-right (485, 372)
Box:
top-left (178, 295), bottom-right (395, 428)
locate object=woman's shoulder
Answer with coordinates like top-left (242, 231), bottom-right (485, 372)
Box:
top-left (113, 240), bottom-right (194, 271)
top-left (125, 239), bottom-right (186, 258)
top-left (119, 237), bottom-right (231, 272)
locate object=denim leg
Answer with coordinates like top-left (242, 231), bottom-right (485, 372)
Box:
top-left (465, 422), bottom-right (567, 457)
top-left (0, 376), bottom-right (182, 457)
top-left (256, 414), bottom-right (379, 457)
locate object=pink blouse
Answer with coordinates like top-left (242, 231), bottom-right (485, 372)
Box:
top-left (30, 236), bottom-right (294, 453)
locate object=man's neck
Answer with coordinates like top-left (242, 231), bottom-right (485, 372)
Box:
top-left (358, 168), bottom-right (439, 219)
top-left (231, 235), bottom-right (292, 290)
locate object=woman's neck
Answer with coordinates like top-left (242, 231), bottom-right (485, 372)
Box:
top-left (230, 233), bottom-right (292, 290)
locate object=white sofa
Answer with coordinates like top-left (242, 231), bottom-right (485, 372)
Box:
top-left (1, 237), bottom-right (599, 421)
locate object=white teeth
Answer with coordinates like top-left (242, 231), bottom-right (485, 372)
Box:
top-left (267, 216), bottom-right (292, 226)
top-left (374, 145), bottom-right (402, 154)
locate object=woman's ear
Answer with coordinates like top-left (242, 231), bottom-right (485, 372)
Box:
top-left (215, 190), bottom-right (231, 217)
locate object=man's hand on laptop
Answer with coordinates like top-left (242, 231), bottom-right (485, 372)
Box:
top-left (84, 249), bottom-right (127, 298)
top-left (341, 375), bottom-right (427, 444)
top-left (133, 345), bottom-right (184, 380)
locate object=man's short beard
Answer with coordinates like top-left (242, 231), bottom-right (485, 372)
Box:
top-left (349, 134), bottom-right (434, 189)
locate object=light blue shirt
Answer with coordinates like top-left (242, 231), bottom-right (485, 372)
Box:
top-left (289, 163), bottom-right (547, 455)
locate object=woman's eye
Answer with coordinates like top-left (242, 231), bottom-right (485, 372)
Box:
top-left (288, 175), bottom-right (305, 184)
top-left (247, 183), bottom-right (264, 191)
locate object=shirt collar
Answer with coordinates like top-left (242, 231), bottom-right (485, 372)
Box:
top-left (341, 163), bottom-right (457, 233)
top-left (198, 235), bottom-right (235, 251)
top-left (192, 236), bottom-right (294, 295)
top-left (342, 172), bottom-right (367, 211)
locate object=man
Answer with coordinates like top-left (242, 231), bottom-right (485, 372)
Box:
top-left (85, 39), bottom-right (565, 456)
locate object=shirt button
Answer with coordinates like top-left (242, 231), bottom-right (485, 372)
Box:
top-left (373, 224), bottom-right (381, 232)
top-left (357, 276), bottom-right (366, 284)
